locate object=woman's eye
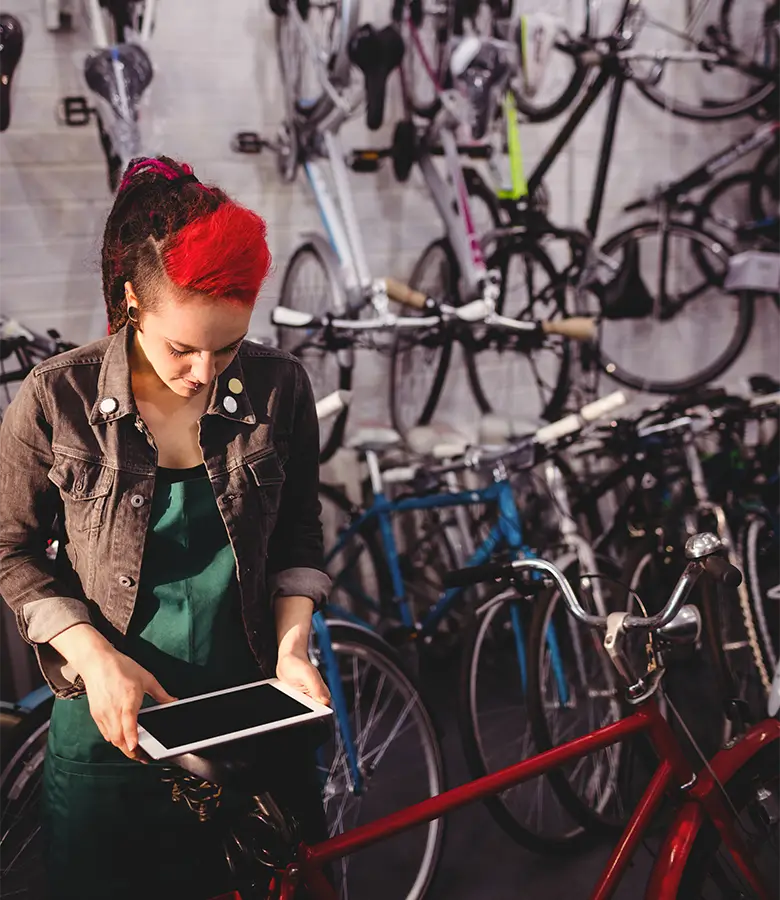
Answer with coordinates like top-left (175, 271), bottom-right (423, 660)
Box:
top-left (219, 343), bottom-right (241, 355)
top-left (167, 345), bottom-right (191, 358)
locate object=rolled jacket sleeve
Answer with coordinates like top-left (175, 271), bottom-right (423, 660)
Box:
top-left (265, 364), bottom-right (331, 609)
top-left (0, 372), bottom-right (92, 692)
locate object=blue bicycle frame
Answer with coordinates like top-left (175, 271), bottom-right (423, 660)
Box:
top-left (324, 476), bottom-right (570, 705)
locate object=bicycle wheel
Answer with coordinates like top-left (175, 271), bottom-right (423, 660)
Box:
top-left (466, 240), bottom-right (571, 424)
top-left (752, 142), bottom-right (779, 221)
top-left (277, 240), bottom-right (352, 462)
top-left (315, 622), bottom-right (446, 900)
top-left (397, 0), bottom-right (453, 118)
top-left (506, 0), bottom-right (590, 122)
top-left (633, 0), bottom-right (778, 121)
top-left (319, 482), bottom-right (393, 627)
top-left (389, 239), bottom-right (454, 439)
top-left (458, 584), bottom-right (598, 853)
top-left (274, 0), bottom-right (357, 126)
top-left (0, 699), bottom-right (53, 898)
top-left (692, 173), bottom-right (761, 283)
top-left (740, 513), bottom-right (779, 677)
top-left (525, 561), bottom-right (631, 834)
top-left (675, 740), bottom-right (779, 898)
top-left (586, 221), bottom-right (754, 394)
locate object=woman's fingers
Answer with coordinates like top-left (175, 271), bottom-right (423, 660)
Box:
top-left (121, 706), bottom-right (139, 754)
top-left (144, 674), bottom-right (177, 705)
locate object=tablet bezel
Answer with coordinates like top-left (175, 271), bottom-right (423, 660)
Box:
top-left (136, 677), bottom-right (333, 760)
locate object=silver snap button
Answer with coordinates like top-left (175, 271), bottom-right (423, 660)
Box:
top-left (118, 575), bottom-right (135, 588)
top-left (130, 494), bottom-right (145, 508)
top-left (222, 396), bottom-right (238, 414)
top-left (99, 397), bottom-right (118, 415)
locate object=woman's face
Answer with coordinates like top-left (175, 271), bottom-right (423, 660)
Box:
top-left (127, 281), bottom-right (253, 398)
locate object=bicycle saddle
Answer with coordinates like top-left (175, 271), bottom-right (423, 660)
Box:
top-left (0, 14), bottom-right (24, 133)
top-left (749, 373), bottom-right (780, 395)
top-left (166, 721), bottom-right (329, 793)
top-left (347, 427), bottom-right (403, 454)
top-left (348, 24), bottom-right (404, 131)
top-left (84, 43), bottom-right (153, 119)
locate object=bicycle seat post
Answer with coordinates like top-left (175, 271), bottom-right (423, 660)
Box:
top-left (365, 449), bottom-right (384, 496)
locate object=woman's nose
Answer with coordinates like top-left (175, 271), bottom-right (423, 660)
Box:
top-left (190, 353), bottom-right (216, 384)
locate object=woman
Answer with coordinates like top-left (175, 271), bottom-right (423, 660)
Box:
top-left (0, 156), bottom-right (332, 899)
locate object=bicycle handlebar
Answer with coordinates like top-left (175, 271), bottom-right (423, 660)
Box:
top-left (315, 390), bottom-right (352, 422)
top-left (443, 533), bottom-right (742, 635)
top-left (271, 294), bottom-right (596, 340)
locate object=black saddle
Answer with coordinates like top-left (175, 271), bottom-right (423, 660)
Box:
top-left (0, 14), bottom-right (24, 133)
top-left (590, 237), bottom-right (655, 321)
top-left (164, 719), bottom-right (329, 793)
top-left (348, 24), bottom-right (404, 131)
top-left (84, 42), bottom-right (153, 119)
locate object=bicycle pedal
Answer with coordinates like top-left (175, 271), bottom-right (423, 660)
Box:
top-left (59, 96), bottom-right (92, 127)
top-left (348, 149), bottom-right (388, 173)
top-left (232, 131), bottom-right (265, 154)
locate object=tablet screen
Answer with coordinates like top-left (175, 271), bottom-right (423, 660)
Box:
top-left (139, 683), bottom-right (312, 749)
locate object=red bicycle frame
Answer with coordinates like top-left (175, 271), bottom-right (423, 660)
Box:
top-left (277, 700), bottom-right (779, 899)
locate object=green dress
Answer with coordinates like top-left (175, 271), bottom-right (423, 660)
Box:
top-left (43, 464), bottom-right (261, 900)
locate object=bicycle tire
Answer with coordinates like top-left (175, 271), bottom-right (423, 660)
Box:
top-left (319, 481), bottom-right (394, 626)
top-left (739, 513), bottom-right (779, 676)
top-left (317, 621), bottom-right (446, 900)
top-left (277, 240), bottom-right (352, 463)
top-left (458, 584), bottom-right (598, 853)
top-left (589, 220), bottom-right (754, 394)
top-left (389, 238), bottom-right (455, 440)
top-left (675, 740), bottom-right (779, 897)
top-left (634, 0), bottom-right (778, 121)
top-left (274, 0), bottom-right (358, 127)
top-left (509, 1), bottom-right (590, 124)
top-left (525, 558), bottom-right (632, 836)
top-left (0, 696), bottom-right (53, 897)
top-left (692, 172), bottom-right (750, 284)
top-left (465, 238), bottom-right (571, 423)
top-left (397, 0), bottom-right (452, 119)
top-left (752, 141), bottom-right (779, 221)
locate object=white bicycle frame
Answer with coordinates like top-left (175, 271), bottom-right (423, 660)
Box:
top-left (282, 0), bottom-right (379, 310)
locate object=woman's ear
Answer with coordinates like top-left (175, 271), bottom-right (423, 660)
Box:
top-left (124, 281), bottom-right (139, 309)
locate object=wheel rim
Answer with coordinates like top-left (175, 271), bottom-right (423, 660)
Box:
top-left (390, 241), bottom-right (452, 436)
top-left (631, 0), bottom-right (778, 119)
top-left (317, 635), bottom-right (443, 900)
top-left (1, 721), bottom-right (49, 897)
top-left (467, 591), bottom-right (586, 844)
top-left (589, 223), bottom-right (750, 392)
top-left (468, 244), bottom-right (570, 423)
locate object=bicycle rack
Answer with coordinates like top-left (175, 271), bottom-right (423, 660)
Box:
top-left (59, 95), bottom-right (93, 126)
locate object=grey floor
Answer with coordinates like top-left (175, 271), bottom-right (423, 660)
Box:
top-left (421, 659), bottom-right (653, 900)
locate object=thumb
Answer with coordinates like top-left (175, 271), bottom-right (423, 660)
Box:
top-left (144, 674), bottom-right (177, 705)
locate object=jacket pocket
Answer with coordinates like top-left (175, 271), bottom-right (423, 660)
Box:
top-left (48, 454), bottom-right (114, 534)
top-left (245, 450), bottom-right (285, 516)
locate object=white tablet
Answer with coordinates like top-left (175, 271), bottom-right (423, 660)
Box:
top-left (136, 678), bottom-right (333, 760)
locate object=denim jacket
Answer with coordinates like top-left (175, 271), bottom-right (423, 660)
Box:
top-left (0, 325), bottom-right (330, 697)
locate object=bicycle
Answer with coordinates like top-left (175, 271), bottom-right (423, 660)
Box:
top-left (0, 318), bottom-right (76, 414)
top-left (58, 0), bottom-right (156, 191)
top-left (0, 12), bottom-right (23, 133)
top-left (55, 535), bottom-right (780, 898)
top-left (449, 0), bottom-right (779, 122)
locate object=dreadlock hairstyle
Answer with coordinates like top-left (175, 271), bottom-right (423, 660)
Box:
top-left (102, 156), bottom-right (272, 334)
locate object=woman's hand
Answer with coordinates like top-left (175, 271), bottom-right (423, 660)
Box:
top-left (79, 646), bottom-right (177, 760)
top-left (277, 650), bottom-right (331, 707)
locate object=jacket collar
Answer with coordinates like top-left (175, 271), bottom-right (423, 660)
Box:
top-left (90, 325), bottom-right (256, 426)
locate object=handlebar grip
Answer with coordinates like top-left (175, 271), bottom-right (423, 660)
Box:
top-left (271, 307), bottom-right (317, 328)
top-left (541, 317), bottom-right (596, 341)
top-left (580, 391), bottom-right (627, 423)
top-left (702, 555), bottom-right (742, 589)
top-left (442, 561), bottom-right (513, 589)
top-left (385, 278), bottom-right (428, 310)
top-left (315, 390), bottom-right (352, 422)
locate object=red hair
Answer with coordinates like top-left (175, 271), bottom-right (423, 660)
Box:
top-left (162, 203), bottom-right (272, 305)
